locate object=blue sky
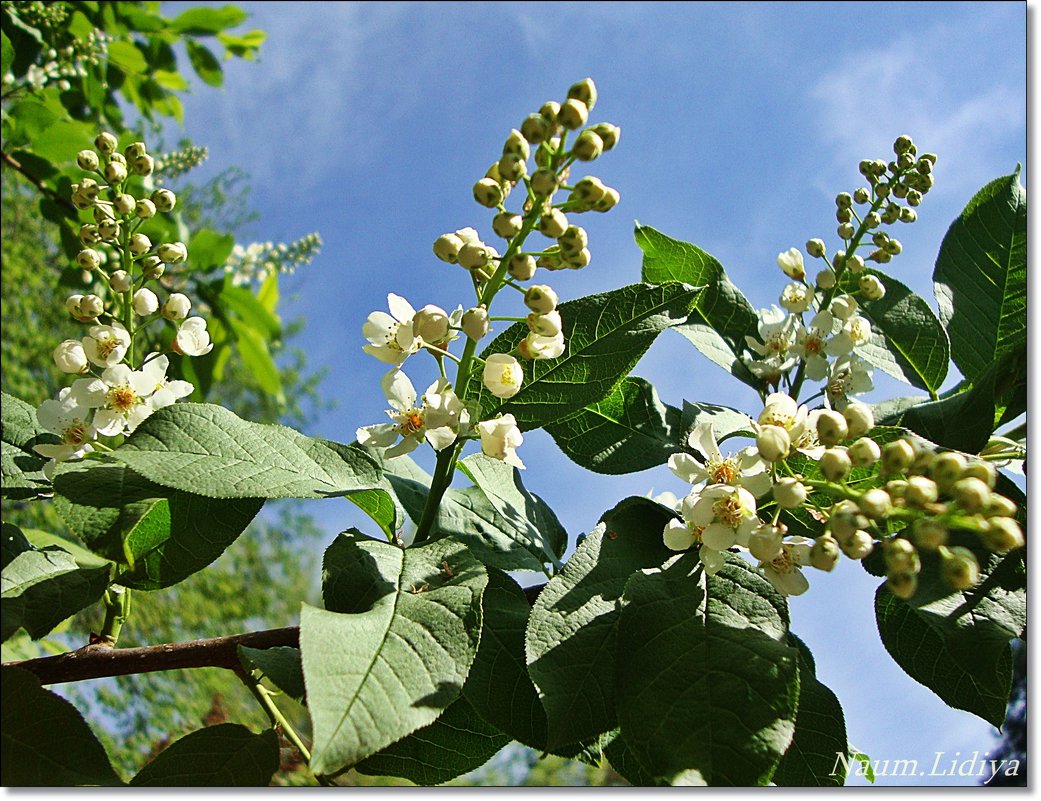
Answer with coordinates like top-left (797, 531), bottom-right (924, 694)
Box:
top-left (166, 1), bottom-right (1026, 786)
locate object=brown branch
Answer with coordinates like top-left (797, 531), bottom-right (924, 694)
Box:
top-left (1, 150), bottom-right (78, 211)
top-left (3, 583), bottom-right (548, 686)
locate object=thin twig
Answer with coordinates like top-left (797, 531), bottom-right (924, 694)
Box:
top-left (1, 150), bottom-right (78, 211)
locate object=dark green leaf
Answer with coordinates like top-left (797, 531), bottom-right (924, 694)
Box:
top-left (301, 533), bottom-right (486, 775)
top-left (635, 224), bottom-right (759, 387)
top-left (545, 376), bottom-right (684, 474)
top-left (848, 269), bottom-right (949, 394)
top-left (111, 403), bottom-right (384, 500)
top-left (238, 646), bottom-right (305, 704)
top-left (933, 171), bottom-right (1026, 383)
top-left (773, 634), bottom-right (848, 787)
top-left (186, 40), bottom-right (223, 86)
top-left (464, 283), bottom-right (701, 429)
top-left (0, 666), bottom-right (123, 786)
top-left (874, 542), bottom-right (1024, 726)
top-left (354, 696), bottom-right (508, 785)
top-left (616, 552), bottom-right (798, 786)
top-left (1, 527), bottom-right (111, 641)
top-left (462, 568), bottom-right (547, 749)
top-left (130, 724), bottom-right (279, 786)
top-left (525, 497), bottom-right (674, 749)
top-left (1, 391), bottom-right (54, 499)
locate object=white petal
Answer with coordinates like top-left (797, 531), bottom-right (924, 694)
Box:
top-left (692, 422), bottom-right (721, 462)
top-left (381, 369), bottom-right (417, 410)
top-left (93, 409), bottom-right (125, 437)
top-left (702, 522), bottom-right (737, 550)
top-left (356, 423), bottom-right (399, 447)
top-left (387, 293), bottom-right (416, 322)
top-left (663, 519), bottom-right (696, 551)
top-left (425, 425), bottom-right (458, 452)
top-left (699, 547), bottom-right (726, 574)
top-left (667, 453), bottom-right (704, 484)
top-left (385, 437), bottom-right (420, 458)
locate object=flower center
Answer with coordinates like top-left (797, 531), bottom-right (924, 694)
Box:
top-left (399, 410), bottom-right (424, 436)
top-left (709, 456), bottom-right (740, 485)
top-left (108, 385), bottom-right (138, 413)
top-left (62, 420), bottom-right (89, 445)
top-left (500, 366), bottom-right (517, 386)
top-left (97, 337), bottom-right (120, 359)
top-left (713, 494), bottom-right (746, 528)
top-left (803, 333), bottom-right (824, 356)
top-left (771, 548), bottom-right (795, 574)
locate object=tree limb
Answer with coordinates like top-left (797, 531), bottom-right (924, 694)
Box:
top-left (1, 150), bottom-right (77, 211)
top-left (3, 582), bottom-right (547, 686)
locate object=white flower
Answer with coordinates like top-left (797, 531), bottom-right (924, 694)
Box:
top-left (162, 293), bottom-right (191, 321)
top-left (745, 306), bottom-right (798, 361)
top-left (82, 322), bottom-right (130, 368)
top-left (53, 340), bottom-right (88, 374)
top-left (829, 294), bottom-right (859, 321)
top-left (668, 422), bottom-right (770, 497)
top-left (82, 364), bottom-right (159, 436)
top-left (759, 537), bottom-right (814, 596)
top-left (776, 248), bottom-right (806, 281)
top-left (791, 310), bottom-right (838, 381)
top-left (477, 414), bottom-right (525, 469)
top-left (483, 353), bottom-right (524, 398)
top-left (139, 355), bottom-right (194, 409)
top-left (33, 384), bottom-right (98, 476)
top-left (519, 331), bottom-right (565, 360)
top-left (362, 293), bottom-right (421, 365)
top-left (826, 353), bottom-right (874, 409)
top-left (756, 393), bottom-right (822, 459)
top-left (683, 484), bottom-right (759, 551)
top-left (779, 283), bottom-right (813, 313)
top-left (173, 317), bottom-right (214, 356)
top-left (412, 304), bottom-right (452, 346)
top-left (133, 288), bottom-right (159, 316)
top-left (356, 370), bottom-right (464, 458)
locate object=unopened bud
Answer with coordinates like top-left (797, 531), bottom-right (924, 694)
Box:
top-left (912, 518), bottom-right (948, 551)
top-left (773, 477), bottom-right (808, 509)
top-left (520, 113), bottom-right (550, 144)
top-left (77, 150), bottom-right (99, 171)
top-left (815, 268), bottom-right (837, 289)
top-left (842, 402), bottom-right (874, 438)
top-left (592, 186), bottom-right (620, 212)
top-left (530, 168), bottom-right (559, 197)
top-left (776, 248), bottom-right (805, 280)
top-left (78, 294), bottom-right (104, 320)
top-left (591, 122), bottom-right (620, 150)
top-left (858, 488), bottom-right (892, 519)
top-left (829, 294), bottom-right (858, 320)
top-left (524, 285), bottom-right (558, 314)
top-left (882, 439), bottom-right (915, 474)
top-left (104, 160), bottom-right (128, 184)
top-left (76, 248), bottom-right (102, 271)
top-left (132, 154), bottom-right (154, 176)
top-left (163, 293), bottom-right (192, 321)
top-left (835, 192), bottom-right (853, 209)
top-left (986, 495), bottom-right (1017, 518)
top-left (567, 77), bottom-right (597, 110)
top-left (572, 129), bottom-right (603, 161)
top-left (816, 410), bottom-right (848, 446)
top-left (853, 187), bottom-right (871, 204)
top-left (819, 447), bottom-right (852, 482)
top-left (952, 477), bottom-right (991, 514)
top-left (461, 306), bottom-right (490, 341)
top-left (108, 270), bottom-right (132, 293)
top-left (858, 274), bottom-right (885, 301)
top-left (884, 537), bottom-right (920, 576)
top-left (572, 176), bottom-right (606, 204)
top-left (899, 207), bottom-right (917, 223)
top-left (94, 132), bottom-right (118, 154)
top-left (112, 193), bottom-right (134, 215)
top-left (129, 233), bottom-right (152, 255)
top-left (498, 153), bottom-right (527, 182)
top-left (508, 253), bottom-right (537, 281)
top-left (53, 340), bottom-right (89, 374)
top-left (837, 222), bottom-right (855, 239)
top-left (961, 460), bottom-right (996, 488)
top-left (98, 218), bottom-right (120, 241)
top-left (754, 425), bottom-right (790, 462)
top-left (157, 241), bottom-right (188, 264)
top-left (806, 238), bottom-right (826, 258)
top-left (151, 188), bottom-right (177, 212)
top-left (473, 177), bottom-right (505, 208)
top-left (503, 129), bottom-right (530, 160)
top-left (940, 546), bottom-right (979, 590)
top-left (528, 310), bottom-right (563, 337)
top-left (810, 536), bottom-right (841, 571)
top-left (433, 233), bottom-right (464, 263)
top-left (492, 212), bottom-right (523, 239)
top-left (748, 524), bottom-right (784, 562)
top-left (905, 475), bottom-right (939, 507)
top-left (930, 452), bottom-right (967, 489)
top-left (538, 209), bottom-right (569, 239)
top-left (142, 256), bottom-right (165, 280)
top-left (458, 242), bottom-right (493, 271)
top-left (413, 305), bottom-right (451, 344)
top-left (979, 517), bottom-right (1024, 552)
top-left (134, 199), bottom-right (156, 219)
top-left (561, 247), bottom-right (591, 269)
top-left (886, 571), bottom-right (918, 600)
top-left (848, 437), bottom-right (880, 467)
top-left (132, 287), bottom-right (159, 316)
top-left (841, 530), bottom-right (874, 559)
top-left (557, 98), bottom-right (589, 130)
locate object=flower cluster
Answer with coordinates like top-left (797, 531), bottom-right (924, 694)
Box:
top-left (742, 135), bottom-right (935, 409)
top-left (153, 144), bottom-right (210, 182)
top-left (223, 233), bottom-right (323, 287)
top-left (1, 14), bottom-right (107, 94)
top-left (33, 134), bottom-right (211, 476)
top-left (357, 78), bottom-right (620, 471)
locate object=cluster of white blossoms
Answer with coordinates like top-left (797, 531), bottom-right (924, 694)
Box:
top-left (742, 135), bottom-right (936, 410)
top-left (1, 2), bottom-right (107, 95)
top-left (358, 79), bottom-right (620, 471)
top-left (222, 233), bottom-right (323, 287)
top-left (33, 134), bottom-right (212, 477)
top-left (663, 390), bottom-right (1024, 598)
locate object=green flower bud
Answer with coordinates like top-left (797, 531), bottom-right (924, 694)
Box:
top-left (848, 437), bottom-right (881, 467)
top-left (930, 452), bottom-right (966, 489)
top-left (108, 270), bottom-right (132, 293)
top-left (433, 232), bottom-right (464, 264)
top-left (815, 268), bottom-right (837, 289)
top-left (79, 224), bottom-right (101, 245)
top-left (131, 154), bottom-right (154, 176)
top-left (458, 242), bottom-right (494, 271)
top-left (882, 204), bottom-right (901, 224)
top-left (538, 208), bottom-right (569, 239)
top-left (524, 284), bottom-right (558, 314)
top-left (835, 192), bottom-right (853, 208)
top-left (905, 475), bottom-right (938, 507)
top-left (128, 233), bottom-right (152, 255)
top-left (828, 500), bottom-right (866, 541)
top-left (836, 207), bottom-right (853, 223)
top-left (842, 401), bottom-right (874, 439)
top-left (884, 537), bottom-right (919, 574)
top-left (112, 193), bottom-right (135, 215)
top-left (846, 254), bottom-right (865, 273)
top-left (893, 134), bottom-right (914, 154)
top-left (979, 517), bottom-right (1024, 552)
top-left (591, 122), bottom-right (621, 150)
top-left (124, 142), bottom-right (147, 161)
top-left (592, 186), bottom-right (620, 212)
top-left (527, 310), bottom-right (563, 337)
top-left (810, 536), bottom-right (841, 571)
top-left (78, 294), bottom-right (105, 320)
top-left (94, 132), bottom-right (118, 154)
top-left (756, 425), bottom-right (791, 462)
top-left (748, 524), bottom-right (784, 562)
top-left (162, 293), bottom-right (191, 321)
top-left (912, 518), bottom-right (948, 551)
top-left (557, 98), bottom-right (589, 130)
top-left (473, 177), bottom-right (505, 208)
top-left (508, 253), bottom-right (537, 281)
top-left (858, 488), bottom-right (892, 519)
top-left (97, 218), bottom-right (120, 241)
top-left (77, 149), bottom-right (99, 171)
top-left (952, 477), bottom-right (991, 514)
top-left (986, 494), bottom-right (1017, 518)
top-left (853, 187), bottom-right (871, 204)
top-left (76, 248), bottom-right (101, 271)
top-left (773, 477), bottom-right (808, 509)
top-left (816, 410), bottom-right (848, 447)
top-left (885, 479), bottom-right (908, 500)
top-left (157, 241), bottom-right (188, 265)
top-left (806, 238), bottom-right (826, 257)
top-left (503, 129), bottom-right (530, 160)
top-left (858, 274), bottom-right (886, 301)
top-left (886, 571), bottom-right (917, 600)
top-left (940, 546), bottom-right (979, 590)
top-left (837, 222), bottom-right (855, 240)
top-left (819, 447), bottom-right (852, 482)
top-left (567, 77), bottom-right (597, 111)
top-left (109, 152), bottom-right (127, 165)
top-left (529, 168), bottom-right (559, 197)
top-left (899, 207), bottom-right (917, 223)
top-left (561, 247), bottom-right (591, 269)
top-left (906, 189), bottom-right (923, 207)
top-left (104, 160), bottom-right (128, 184)
top-left (884, 238), bottom-right (903, 255)
top-left (572, 176), bottom-right (607, 204)
top-left (865, 211), bottom-right (881, 227)
top-left (492, 212), bottom-right (524, 239)
top-left (572, 129), bottom-right (604, 161)
top-left (841, 530), bottom-right (874, 559)
top-left (134, 199), bottom-right (156, 219)
top-left (558, 225), bottom-right (588, 254)
top-left (539, 101), bottom-right (561, 123)
top-left (151, 188), bottom-right (177, 213)
top-left (960, 460), bottom-right (996, 488)
top-left (461, 306), bottom-right (489, 341)
top-left (892, 182), bottom-right (909, 199)
top-left (520, 113), bottom-right (550, 144)
top-left (498, 153), bottom-right (528, 182)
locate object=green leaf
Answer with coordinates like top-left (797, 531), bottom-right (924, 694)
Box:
top-left (526, 497), bottom-right (674, 749)
top-left (220, 281), bottom-right (281, 338)
top-left (874, 542), bottom-right (1024, 726)
top-left (848, 269), bottom-right (949, 394)
top-left (772, 635), bottom-right (848, 787)
top-left (545, 376), bottom-right (685, 474)
top-left (464, 282), bottom-right (701, 429)
top-left (1, 524), bottom-right (111, 641)
top-left (151, 69), bottom-right (190, 91)
top-left (301, 533), bottom-right (486, 775)
top-left (189, 228), bottom-right (237, 273)
top-left (170, 5), bottom-right (249, 34)
top-left (229, 321), bottom-right (283, 400)
top-left (1, 667), bottom-right (123, 786)
top-left (635, 224), bottom-right (759, 387)
top-left (462, 568), bottom-right (547, 749)
top-left (615, 552), bottom-right (798, 786)
top-left (53, 461), bottom-right (263, 590)
top-left (1, 391), bottom-right (53, 499)
top-left (1, 31), bottom-right (13, 76)
top-left (107, 40), bottom-right (148, 73)
top-left (933, 171), bottom-right (1027, 383)
top-left (130, 724), bottom-right (278, 786)
top-left (457, 453), bottom-right (567, 570)
top-left (185, 40), bottom-right (223, 86)
top-left (238, 646), bottom-right (306, 703)
top-left (111, 403), bottom-right (384, 500)
top-left (355, 696), bottom-right (508, 785)
top-left (217, 29), bottom-right (267, 58)
top-left (19, 529), bottom-right (110, 569)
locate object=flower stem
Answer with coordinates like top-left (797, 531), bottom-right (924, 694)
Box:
top-left (412, 441), bottom-right (461, 544)
top-left (98, 586), bottom-right (131, 647)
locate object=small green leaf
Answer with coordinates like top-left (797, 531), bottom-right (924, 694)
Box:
top-left (189, 228), bottom-right (237, 273)
top-left (1, 524), bottom-right (111, 641)
top-left (1, 666), bottom-right (123, 786)
top-left (151, 69), bottom-right (190, 91)
top-left (229, 321), bottom-right (283, 400)
top-left (635, 224), bottom-right (760, 387)
top-left (1, 31), bottom-right (13, 76)
top-left (462, 568), bottom-right (547, 749)
top-left (238, 646), bottom-right (305, 703)
top-left (301, 533), bottom-right (486, 775)
top-left (220, 281), bottom-right (281, 338)
top-left (934, 171), bottom-right (1026, 383)
top-left (170, 5), bottom-right (249, 34)
top-left (615, 553), bottom-right (798, 786)
top-left (106, 40), bottom-right (148, 74)
top-left (1, 391), bottom-right (53, 499)
top-left (847, 269), bottom-right (949, 394)
top-left (185, 40), bottom-right (223, 86)
top-left (772, 635), bottom-right (848, 787)
top-left (111, 403), bottom-right (384, 500)
top-left (526, 497), bottom-right (674, 749)
top-left (874, 541), bottom-right (1024, 726)
top-left (464, 282), bottom-right (701, 429)
top-left (130, 724), bottom-right (279, 786)
top-left (354, 696), bottom-right (508, 785)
